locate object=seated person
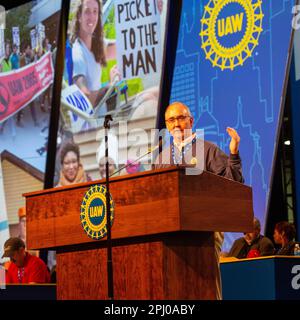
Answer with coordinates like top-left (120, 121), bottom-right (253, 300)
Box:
top-left (273, 221), bottom-right (298, 255)
top-left (2, 238), bottom-right (50, 284)
top-left (228, 217), bottom-right (274, 259)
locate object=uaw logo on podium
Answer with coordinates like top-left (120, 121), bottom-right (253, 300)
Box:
top-left (200, 0), bottom-right (264, 70)
top-left (80, 185), bottom-right (115, 240)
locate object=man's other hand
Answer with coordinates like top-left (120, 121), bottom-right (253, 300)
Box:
top-left (226, 127), bottom-right (240, 155)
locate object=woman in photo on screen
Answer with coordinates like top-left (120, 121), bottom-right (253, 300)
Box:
top-left (71, 0), bottom-right (120, 108)
top-left (56, 142), bottom-right (91, 186)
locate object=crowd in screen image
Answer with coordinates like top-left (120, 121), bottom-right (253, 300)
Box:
top-left (0, 38), bottom-right (54, 134)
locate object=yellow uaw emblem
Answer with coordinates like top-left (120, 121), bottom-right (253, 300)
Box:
top-left (80, 185), bottom-right (115, 240)
top-left (200, 0), bottom-right (264, 70)
top-left (190, 157), bottom-right (198, 165)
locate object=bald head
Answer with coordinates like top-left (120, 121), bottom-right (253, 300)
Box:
top-left (165, 102), bottom-right (192, 119)
top-left (253, 217), bottom-right (261, 231)
top-left (164, 102), bottom-right (194, 144)
top-left (244, 217), bottom-right (261, 243)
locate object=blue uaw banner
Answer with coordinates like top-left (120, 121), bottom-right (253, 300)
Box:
top-left (170, 0), bottom-right (295, 250)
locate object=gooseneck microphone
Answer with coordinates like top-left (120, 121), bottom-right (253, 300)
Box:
top-left (109, 139), bottom-right (163, 178)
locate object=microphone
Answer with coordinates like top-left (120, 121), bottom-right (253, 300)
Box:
top-left (109, 139), bottom-right (163, 178)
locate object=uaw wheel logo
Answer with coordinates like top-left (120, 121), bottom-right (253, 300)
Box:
top-left (80, 185), bottom-right (115, 240)
top-left (200, 0), bottom-right (264, 71)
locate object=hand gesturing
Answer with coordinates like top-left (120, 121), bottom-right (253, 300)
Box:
top-left (226, 127), bottom-right (240, 155)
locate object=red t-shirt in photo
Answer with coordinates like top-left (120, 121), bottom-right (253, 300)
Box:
top-left (6, 252), bottom-right (50, 284)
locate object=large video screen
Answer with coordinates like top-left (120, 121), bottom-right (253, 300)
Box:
top-left (55, 0), bottom-right (168, 187)
top-left (0, 0), bottom-right (62, 259)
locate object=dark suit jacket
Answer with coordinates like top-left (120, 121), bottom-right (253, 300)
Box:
top-left (228, 235), bottom-right (275, 258)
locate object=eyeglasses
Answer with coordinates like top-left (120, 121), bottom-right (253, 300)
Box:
top-left (165, 115), bottom-right (190, 124)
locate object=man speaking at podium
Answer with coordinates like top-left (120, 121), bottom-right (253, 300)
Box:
top-left (156, 102), bottom-right (243, 181)
top-left (155, 101), bottom-right (244, 299)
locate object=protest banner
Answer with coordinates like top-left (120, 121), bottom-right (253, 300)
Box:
top-left (0, 52), bottom-right (53, 123)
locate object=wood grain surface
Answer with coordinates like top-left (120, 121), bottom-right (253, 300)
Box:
top-left (25, 167), bottom-right (253, 300)
top-left (25, 168), bottom-right (253, 250)
top-left (56, 232), bottom-right (216, 300)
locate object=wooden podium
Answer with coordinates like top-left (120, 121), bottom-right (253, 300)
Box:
top-left (24, 167), bottom-right (253, 300)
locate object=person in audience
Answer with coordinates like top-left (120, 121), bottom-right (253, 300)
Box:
top-left (228, 217), bottom-right (274, 259)
top-left (273, 221), bottom-right (297, 255)
top-left (57, 142), bottom-right (91, 186)
top-left (2, 238), bottom-right (50, 284)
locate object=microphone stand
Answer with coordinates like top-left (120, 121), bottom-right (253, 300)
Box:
top-left (102, 136), bottom-right (162, 300)
top-left (104, 114), bottom-right (114, 300)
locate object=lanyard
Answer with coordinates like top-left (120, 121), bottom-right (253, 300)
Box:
top-left (17, 267), bottom-right (25, 283)
top-left (172, 137), bottom-right (196, 164)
